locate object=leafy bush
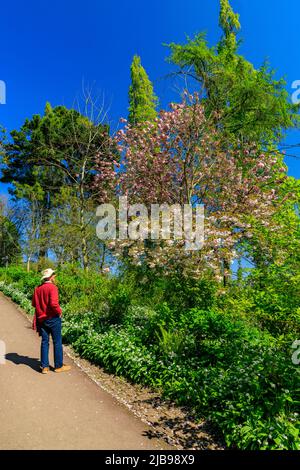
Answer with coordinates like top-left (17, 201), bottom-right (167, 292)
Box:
top-left (163, 275), bottom-right (218, 313)
top-left (105, 284), bottom-right (132, 325)
top-left (171, 309), bottom-right (300, 449)
top-left (218, 265), bottom-right (300, 336)
top-left (155, 325), bottom-right (185, 358)
top-left (0, 281), bottom-right (35, 314)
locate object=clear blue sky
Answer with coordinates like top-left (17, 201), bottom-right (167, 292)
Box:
top-left (0, 0), bottom-right (299, 197)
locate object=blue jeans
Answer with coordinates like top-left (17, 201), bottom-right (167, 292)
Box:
top-left (40, 316), bottom-right (63, 369)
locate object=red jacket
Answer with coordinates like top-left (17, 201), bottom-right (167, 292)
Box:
top-left (32, 282), bottom-right (62, 331)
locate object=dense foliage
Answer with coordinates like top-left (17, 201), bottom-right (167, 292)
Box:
top-left (0, 266), bottom-right (299, 450)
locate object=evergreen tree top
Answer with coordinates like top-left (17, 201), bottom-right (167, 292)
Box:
top-left (128, 54), bottom-right (158, 126)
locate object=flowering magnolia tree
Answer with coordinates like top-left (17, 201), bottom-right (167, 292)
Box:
top-left (94, 94), bottom-right (287, 280)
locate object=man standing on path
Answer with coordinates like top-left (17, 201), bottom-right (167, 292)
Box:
top-left (32, 268), bottom-right (71, 374)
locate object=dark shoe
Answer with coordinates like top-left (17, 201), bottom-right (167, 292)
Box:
top-left (54, 364), bottom-right (71, 373)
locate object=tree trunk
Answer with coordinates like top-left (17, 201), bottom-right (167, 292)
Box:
top-left (82, 235), bottom-right (89, 272)
top-left (99, 244), bottom-right (106, 271)
top-left (79, 171), bottom-right (89, 272)
top-left (237, 257), bottom-right (243, 285)
top-left (223, 258), bottom-right (230, 287)
top-left (80, 202), bottom-right (89, 272)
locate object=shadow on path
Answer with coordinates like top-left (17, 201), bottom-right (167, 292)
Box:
top-left (136, 396), bottom-right (225, 450)
top-left (5, 353), bottom-right (41, 372)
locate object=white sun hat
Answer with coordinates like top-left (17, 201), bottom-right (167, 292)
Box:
top-left (41, 268), bottom-right (56, 281)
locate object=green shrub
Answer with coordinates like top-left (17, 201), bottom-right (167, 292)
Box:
top-left (218, 264), bottom-right (300, 336)
top-left (105, 284), bottom-right (132, 324)
top-left (155, 325), bottom-right (186, 358)
top-left (163, 275), bottom-right (218, 313)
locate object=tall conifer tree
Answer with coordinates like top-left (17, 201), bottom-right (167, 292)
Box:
top-left (128, 55), bottom-right (158, 125)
